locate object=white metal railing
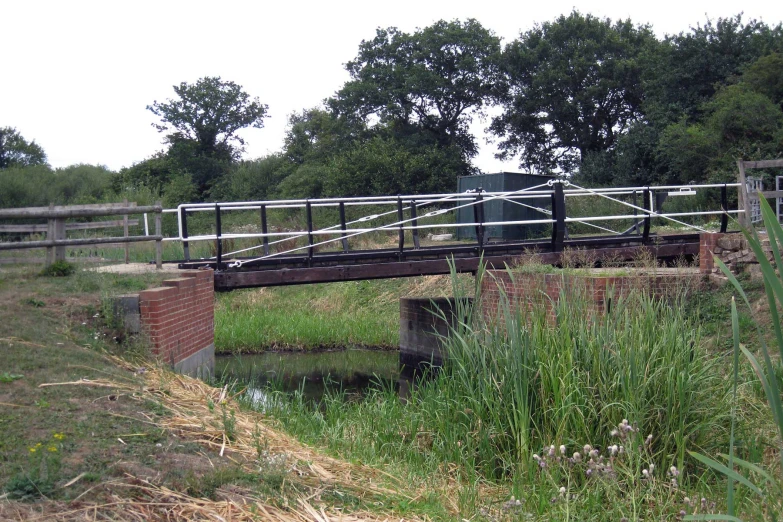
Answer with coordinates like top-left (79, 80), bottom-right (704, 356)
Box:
top-left (157, 181), bottom-right (741, 267)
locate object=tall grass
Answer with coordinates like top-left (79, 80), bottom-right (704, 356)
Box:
top-left (254, 266), bottom-right (730, 489)
top-left (214, 280), bottom-right (405, 351)
top-left (434, 267), bottom-right (729, 476)
top-left (687, 196), bottom-right (783, 521)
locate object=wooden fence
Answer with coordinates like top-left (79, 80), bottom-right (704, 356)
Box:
top-left (0, 202), bottom-right (163, 267)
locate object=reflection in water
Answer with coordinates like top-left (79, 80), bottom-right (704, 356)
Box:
top-left (216, 349), bottom-right (402, 406)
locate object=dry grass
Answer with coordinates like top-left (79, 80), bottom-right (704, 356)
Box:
top-left (1, 481), bottom-right (403, 521)
top-left (0, 359), bottom-right (427, 521)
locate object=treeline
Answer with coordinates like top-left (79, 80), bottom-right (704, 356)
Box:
top-left (2, 12), bottom-right (783, 209)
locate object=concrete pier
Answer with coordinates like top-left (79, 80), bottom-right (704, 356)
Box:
top-left (399, 297), bottom-right (470, 369)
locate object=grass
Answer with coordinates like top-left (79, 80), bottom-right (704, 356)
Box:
top-left (0, 262), bottom-right (437, 520)
top-left (0, 264), bottom-right (292, 511)
top-left (217, 266), bottom-right (767, 519)
top-left (214, 275), bottom-right (460, 352)
top-left (685, 200), bottom-right (783, 521)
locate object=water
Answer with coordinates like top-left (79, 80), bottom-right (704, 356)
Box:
top-left (215, 349), bottom-right (401, 405)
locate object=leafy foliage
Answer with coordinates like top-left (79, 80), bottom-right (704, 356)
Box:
top-left (491, 11), bottom-right (657, 173)
top-left (40, 261), bottom-right (76, 277)
top-left (333, 19), bottom-right (502, 174)
top-left (0, 164), bottom-right (115, 208)
top-left (0, 127), bottom-right (47, 169)
top-left (147, 76), bottom-right (268, 159)
top-left (147, 77), bottom-right (268, 195)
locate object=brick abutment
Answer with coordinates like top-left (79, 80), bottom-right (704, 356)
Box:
top-left (114, 269), bottom-right (215, 377)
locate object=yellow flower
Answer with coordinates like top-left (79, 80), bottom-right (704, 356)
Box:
top-left (47, 446), bottom-right (57, 453)
top-left (53, 433), bottom-right (65, 440)
top-left (35, 443), bottom-right (42, 448)
top-left (28, 447), bottom-right (37, 453)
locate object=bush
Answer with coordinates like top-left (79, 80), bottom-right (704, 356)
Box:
top-left (40, 261), bottom-right (76, 277)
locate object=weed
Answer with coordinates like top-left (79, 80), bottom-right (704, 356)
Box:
top-left (39, 260), bottom-right (75, 277)
top-left (4, 435), bottom-right (64, 501)
top-left (184, 466), bottom-right (257, 500)
top-left (687, 197), bottom-right (783, 520)
top-left (0, 372), bottom-right (24, 383)
top-left (221, 406), bottom-right (237, 441)
top-left (22, 298), bottom-right (45, 308)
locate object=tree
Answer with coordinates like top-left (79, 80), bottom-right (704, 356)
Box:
top-left (643, 15), bottom-right (783, 125)
top-left (147, 77), bottom-right (268, 194)
top-left (211, 155), bottom-right (289, 201)
top-left (0, 127), bottom-right (47, 169)
top-left (491, 11), bottom-right (658, 173)
top-left (332, 19), bottom-right (502, 171)
top-left (743, 53), bottom-right (783, 107)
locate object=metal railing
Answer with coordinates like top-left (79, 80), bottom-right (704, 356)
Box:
top-left (161, 181), bottom-right (741, 269)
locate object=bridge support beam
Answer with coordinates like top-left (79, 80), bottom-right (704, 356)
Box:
top-left (399, 297), bottom-right (471, 370)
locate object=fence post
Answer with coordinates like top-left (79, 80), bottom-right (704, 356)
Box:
top-left (339, 201), bottom-right (349, 253)
top-left (123, 199), bottom-right (129, 264)
top-left (180, 207), bottom-right (190, 261)
top-left (642, 189), bottom-right (651, 244)
top-left (551, 182), bottom-right (565, 252)
top-left (155, 202), bottom-right (162, 269)
top-left (473, 188), bottom-right (485, 249)
top-left (397, 196), bottom-right (405, 255)
top-left (737, 160), bottom-right (750, 229)
top-left (410, 200), bottom-right (420, 250)
top-left (46, 204), bottom-right (54, 266)
top-left (720, 184), bottom-right (729, 233)
top-left (305, 200), bottom-right (314, 262)
top-left (215, 203), bottom-right (222, 269)
top-left (260, 204), bottom-right (269, 256)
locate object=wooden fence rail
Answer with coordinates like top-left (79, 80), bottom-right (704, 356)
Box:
top-left (0, 219), bottom-right (139, 233)
top-left (0, 202), bottom-right (163, 268)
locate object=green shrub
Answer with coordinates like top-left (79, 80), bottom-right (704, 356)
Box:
top-left (39, 261), bottom-right (75, 277)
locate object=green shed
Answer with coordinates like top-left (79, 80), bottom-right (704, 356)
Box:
top-left (456, 172), bottom-right (555, 241)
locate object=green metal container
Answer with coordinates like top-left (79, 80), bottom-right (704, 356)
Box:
top-left (456, 172), bottom-right (555, 241)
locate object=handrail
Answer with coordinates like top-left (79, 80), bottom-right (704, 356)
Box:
top-left (0, 202), bottom-right (164, 268)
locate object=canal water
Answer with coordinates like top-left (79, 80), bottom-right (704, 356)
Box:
top-left (215, 349), bottom-right (402, 405)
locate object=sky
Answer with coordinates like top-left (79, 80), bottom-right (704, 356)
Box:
top-left (2, 0), bottom-right (783, 176)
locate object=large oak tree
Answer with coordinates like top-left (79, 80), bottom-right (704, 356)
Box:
top-left (491, 12), bottom-right (657, 173)
top-left (147, 77), bottom-right (268, 195)
top-left (332, 19), bottom-right (503, 173)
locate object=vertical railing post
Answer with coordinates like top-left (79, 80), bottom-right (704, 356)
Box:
top-left (306, 200), bottom-right (313, 262)
top-left (180, 206), bottom-right (190, 261)
top-left (410, 200), bottom-right (420, 250)
top-left (397, 196), bottom-right (405, 255)
top-left (123, 198), bottom-right (129, 264)
top-left (737, 159), bottom-right (750, 228)
top-left (155, 202), bottom-right (162, 270)
top-left (215, 203), bottom-right (223, 269)
top-left (339, 201), bottom-right (349, 253)
top-left (632, 190), bottom-right (639, 236)
top-left (473, 188), bottom-right (485, 249)
top-left (260, 204), bottom-right (270, 256)
top-left (720, 184), bottom-right (729, 233)
top-left (642, 189), bottom-right (651, 244)
top-left (551, 182), bottom-right (565, 252)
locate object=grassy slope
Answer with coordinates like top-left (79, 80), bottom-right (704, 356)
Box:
top-left (0, 266), bottom-right (209, 503)
top-left (0, 264), bottom-right (446, 521)
top-left (215, 275), bottom-right (460, 352)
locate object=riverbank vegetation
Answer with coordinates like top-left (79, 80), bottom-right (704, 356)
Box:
top-left (237, 271), bottom-right (777, 520)
top-left (214, 275), bottom-right (458, 352)
top-left (0, 265), bottom-right (435, 520)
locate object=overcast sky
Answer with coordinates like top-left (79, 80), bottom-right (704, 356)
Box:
top-left (3, 0), bottom-right (782, 176)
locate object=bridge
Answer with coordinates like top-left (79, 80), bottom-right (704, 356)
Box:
top-left (161, 179), bottom-right (744, 291)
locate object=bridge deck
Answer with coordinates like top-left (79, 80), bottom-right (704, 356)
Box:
top-left (178, 233), bottom-right (701, 291)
